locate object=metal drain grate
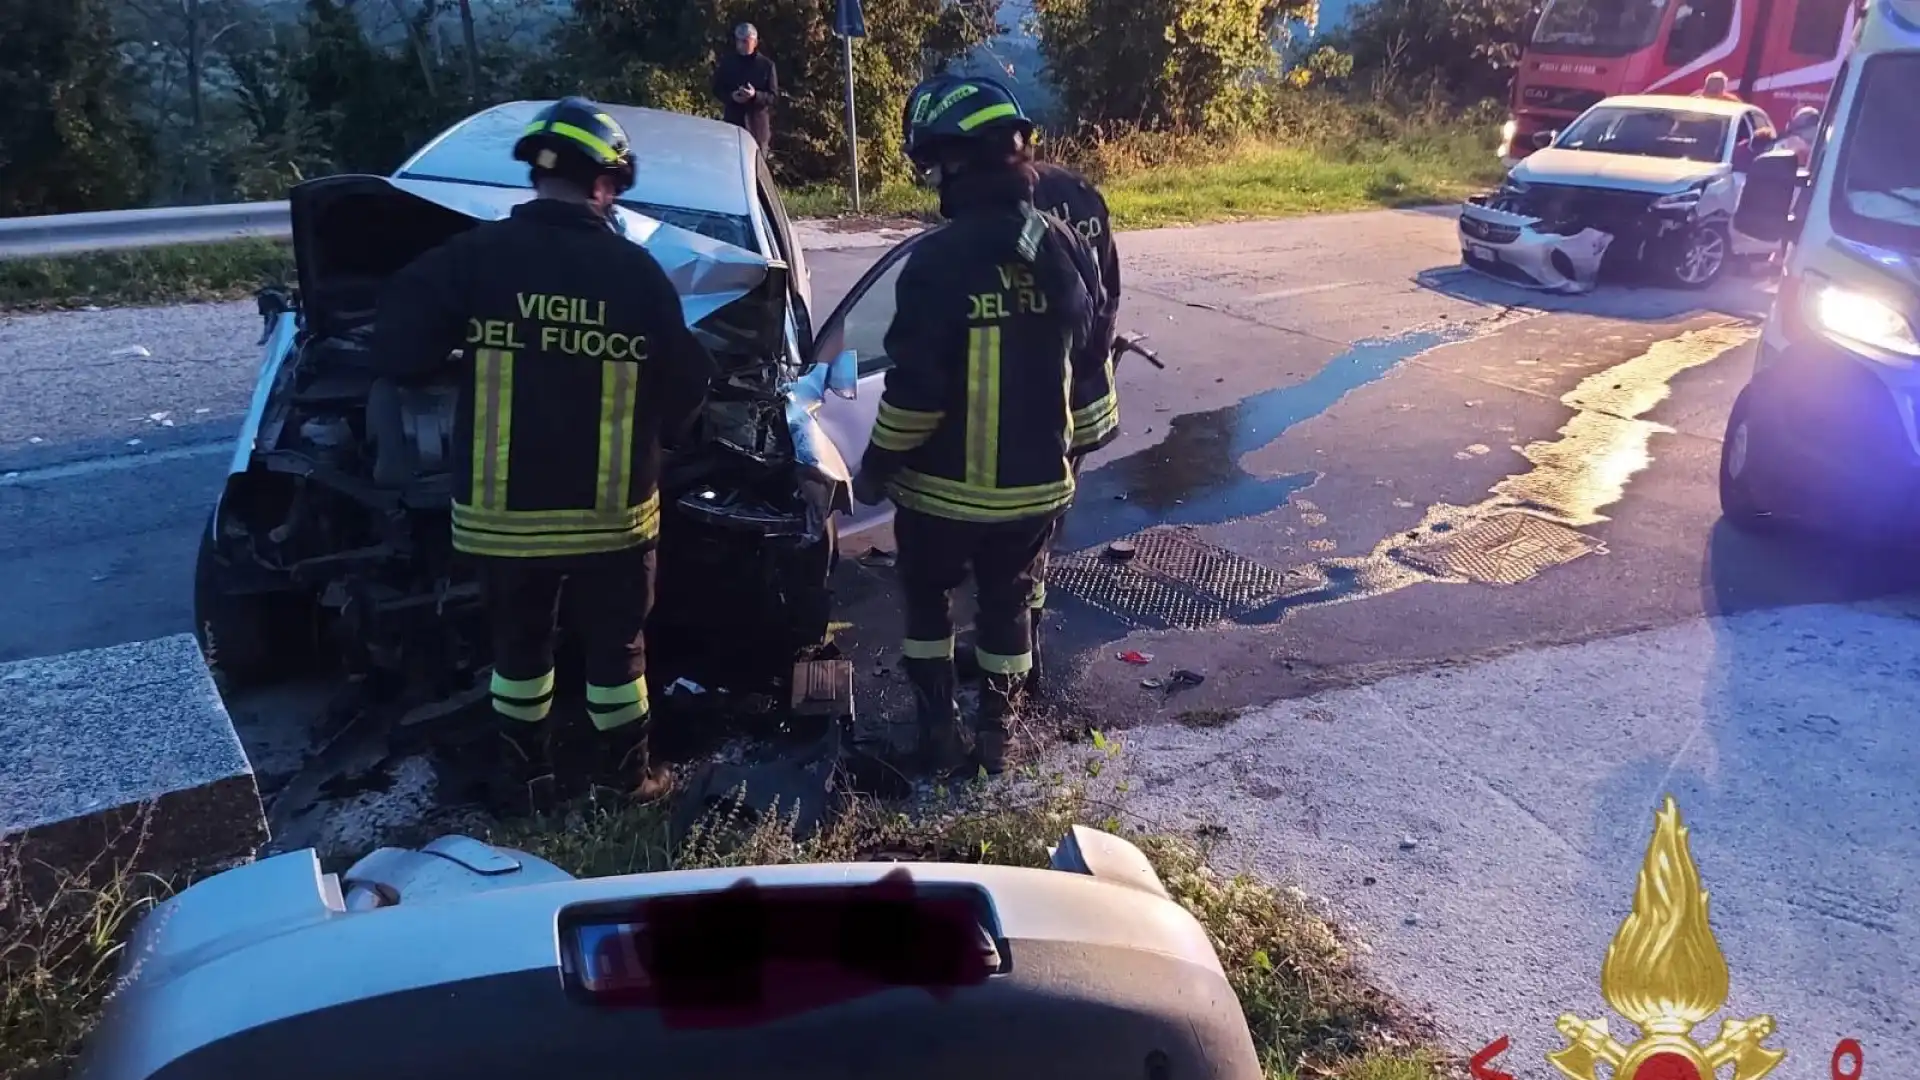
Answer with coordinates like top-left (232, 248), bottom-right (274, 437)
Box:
top-left (1392, 512), bottom-right (1600, 586)
top-left (1049, 527), bottom-right (1295, 630)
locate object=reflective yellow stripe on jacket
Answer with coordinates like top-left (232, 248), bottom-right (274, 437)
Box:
top-left (454, 349), bottom-right (657, 558)
top-left (885, 325), bottom-right (1074, 522)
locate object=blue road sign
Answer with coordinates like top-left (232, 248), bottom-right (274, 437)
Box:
top-left (834, 0), bottom-right (867, 37)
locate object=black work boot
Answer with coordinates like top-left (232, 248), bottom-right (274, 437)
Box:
top-left (975, 673), bottom-right (1022, 776)
top-left (598, 720), bottom-right (675, 803)
top-left (903, 657), bottom-right (965, 775)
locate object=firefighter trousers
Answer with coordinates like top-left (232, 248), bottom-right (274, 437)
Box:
top-left (477, 545), bottom-right (655, 731)
top-left (895, 508), bottom-right (1056, 677)
top-left (1026, 454), bottom-right (1087, 616)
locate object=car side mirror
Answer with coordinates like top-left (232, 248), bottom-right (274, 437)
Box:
top-left (1735, 150), bottom-right (1803, 244)
top-left (1532, 130), bottom-right (1558, 150)
top-left (825, 348), bottom-right (858, 399)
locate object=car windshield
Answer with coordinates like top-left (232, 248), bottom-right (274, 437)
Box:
top-left (1531, 0), bottom-right (1673, 55)
top-left (1554, 106), bottom-right (1730, 162)
top-left (393, 169), bottom-right (758, 252)
top-left (1832, 53), bottom-right (1920, 254)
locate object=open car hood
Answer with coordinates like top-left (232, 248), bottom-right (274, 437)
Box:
top-left (287, 174), bottom-right (770, 332)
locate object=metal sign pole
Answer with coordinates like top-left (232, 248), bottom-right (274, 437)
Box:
top-left (842, 35), bottom-right (862, 213)
top-left (834, 0), bottom-right (867, 214)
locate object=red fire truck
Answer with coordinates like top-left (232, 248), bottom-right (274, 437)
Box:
top-left (1501, 0), bottom-right (1861, 162)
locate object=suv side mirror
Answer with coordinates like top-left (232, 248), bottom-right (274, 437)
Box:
top-left (1532, 129), bottom-right (1558, 150)
top-left (1735, 150), bottom-right (1804, 244)
top-left (825, 348), bottom-right (858, 399)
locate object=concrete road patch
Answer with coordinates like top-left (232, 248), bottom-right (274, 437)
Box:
top-left (1088, 601), bottom-right (1920, 1074)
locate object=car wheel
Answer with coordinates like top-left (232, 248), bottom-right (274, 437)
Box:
top-left (1718, 390), bottom-right (1777, 532)
top-left (193, 512), bottom-right (316, 687)
top-left (1668, 222), bottom-right (1729, 289)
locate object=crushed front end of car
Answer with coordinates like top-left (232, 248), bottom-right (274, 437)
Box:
top-left (1458, 192), bottom-right (1614, 293)
top-left (197, 174), bottom-right (845, 707)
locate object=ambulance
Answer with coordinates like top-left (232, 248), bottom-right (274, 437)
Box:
top-left (1718, 0), bottom-right (1920, 537)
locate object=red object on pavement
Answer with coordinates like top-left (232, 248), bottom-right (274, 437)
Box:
top-left (1469, 1035), bottom-right (1514, 1080)
top-left (1117, 650), bottom-right (1153, 665)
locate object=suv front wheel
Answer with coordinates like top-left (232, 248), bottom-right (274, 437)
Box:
top-left (1666, 222), bottom-right (1729, 289)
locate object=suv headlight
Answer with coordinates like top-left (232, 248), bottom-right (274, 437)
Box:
top-left (1808, 277), bottom-right (1920, 359)
top-left (1651, 183), bottom-right (1706, 212)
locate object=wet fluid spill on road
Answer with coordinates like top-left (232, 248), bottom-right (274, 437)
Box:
top-left (1061, 318), bottom-right (1529, 552)
top-left (1052, 322), bottom-right (1760, 630)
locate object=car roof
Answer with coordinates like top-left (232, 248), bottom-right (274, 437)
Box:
top-left (1594, 94), bottom-right (1756, 118)
top-left (395, 100), bottom-right (760, 219)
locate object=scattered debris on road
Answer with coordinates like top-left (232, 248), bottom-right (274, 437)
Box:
top-left (1118, 650), bottom-right (1154, 665)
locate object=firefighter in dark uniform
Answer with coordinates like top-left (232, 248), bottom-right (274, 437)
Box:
top-left (372, 98), bottom-right (716, 800)
top-left (899, 77), bottom-right (1123, 698)
top-left (855, 77), bottom-right (1105, 775)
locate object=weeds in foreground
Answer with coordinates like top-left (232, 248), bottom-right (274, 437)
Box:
top-left (0, 812), bottom-right (177, 1080)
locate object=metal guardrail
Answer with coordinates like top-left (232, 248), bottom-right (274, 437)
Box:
top-left (0, 201), bottom-right (291, 261)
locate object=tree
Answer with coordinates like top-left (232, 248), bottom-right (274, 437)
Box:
top-left (1028, 0), bottom-right (1313, 133)
top-left (1334, 0), bottom-right (1533, 102)
top-left (0, 0), bottom-right (151, 215)
top-left (552, 0), bottom-right (999, 187)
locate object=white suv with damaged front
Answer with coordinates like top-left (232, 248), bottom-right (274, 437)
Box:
top-left (1459, 94), bottom-right (1780, 292)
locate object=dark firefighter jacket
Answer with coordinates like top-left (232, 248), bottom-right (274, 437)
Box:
top-left (371, 198), bottom-right (717, 559)
top-left (1034, 160), bottom-right (1122, 456)
top-left (860, 168), bottom-right (1106, 523)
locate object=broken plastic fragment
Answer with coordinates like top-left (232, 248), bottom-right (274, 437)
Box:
top-left (1168, 669), bottom-right (1206, 688)
top-left (859, 548), bottom-right (897, 567)
top-left (1140, 677), bottom-right (1164, 689)
top-left (111, 346), bottom-right (152, 358)
top-left (666, 678), bottom-right (707, 695)
top-left (1117, 650), bottom-right (1153, 665)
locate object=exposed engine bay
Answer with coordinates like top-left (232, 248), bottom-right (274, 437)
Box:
top-left (200, 175), bottom-right (841, 708)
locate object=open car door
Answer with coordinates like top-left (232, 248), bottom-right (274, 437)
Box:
top-left (801, 229), bottom-right (938, 537)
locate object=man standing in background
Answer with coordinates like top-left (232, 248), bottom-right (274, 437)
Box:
top-left (712, 23), bottom-right (778, 152)
top-left (1694, 71), bottom-right (1743, 102)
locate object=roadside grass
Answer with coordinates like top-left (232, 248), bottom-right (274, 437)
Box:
top-left (785, 96), bottom-right (1505, 228)
top-left (1, 747), bottom-right (1447, 1080)
top-left (0, 97), bottom-right (1500, 313)
top-left (0, 238), bottom-right (293, 313)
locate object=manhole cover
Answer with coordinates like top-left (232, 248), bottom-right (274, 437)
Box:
top-left (1049, 527), bottom-right (1295, 629)
top-left (1392, 512), bottom-right (1600, 586)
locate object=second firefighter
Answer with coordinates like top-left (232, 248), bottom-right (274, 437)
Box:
top-left (853, 77), bottom-right (1106, 775)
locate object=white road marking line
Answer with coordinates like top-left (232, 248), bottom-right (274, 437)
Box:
top-left (1240, 280), bottom-right (1367, 302)
top-left (0, 441), bottom-right (228, 485)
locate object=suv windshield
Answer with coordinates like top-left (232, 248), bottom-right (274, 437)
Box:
top-left (1832, 53), bottom-right (1920, 254)
top-left (1531, 0), bottom-right (1673, 55)
top-left (1555, 106), bottom-right (1730, 162)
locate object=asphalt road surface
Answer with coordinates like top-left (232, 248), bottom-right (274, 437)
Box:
top-left (4, 207), bottom-right (1915, 1067)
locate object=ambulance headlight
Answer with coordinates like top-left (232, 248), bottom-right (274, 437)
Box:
top-left (1809, 278), bottom-right (1920, 360)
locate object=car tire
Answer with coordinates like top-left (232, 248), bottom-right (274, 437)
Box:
top-left (193, 512), bottom-right (316, 687)
top-left (1718, 390), bottom-right (1777, 533)
top-left (1667, 222), bottom-right (1730, 289)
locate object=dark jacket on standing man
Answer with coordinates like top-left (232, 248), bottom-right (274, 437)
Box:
top-left (712, 50), bottom-right (778, 149)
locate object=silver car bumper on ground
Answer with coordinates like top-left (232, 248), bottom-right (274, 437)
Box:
top-left (1458, 196), bottom-right (1613, 294)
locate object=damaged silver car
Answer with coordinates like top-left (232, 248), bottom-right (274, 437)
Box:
top-left (1460, 94), bottom-right (1780, 292)
top-left (193, 101), bottom-right (872, 709)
